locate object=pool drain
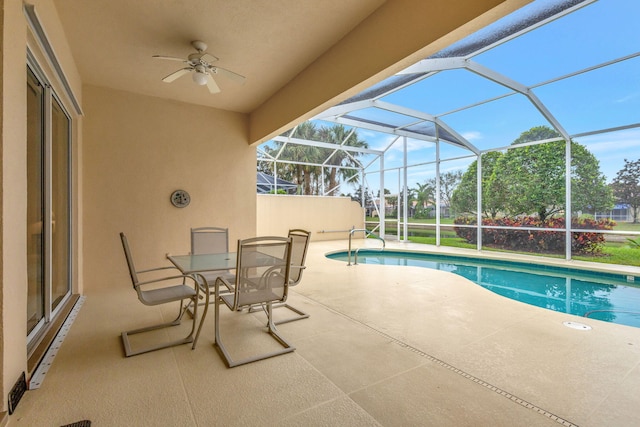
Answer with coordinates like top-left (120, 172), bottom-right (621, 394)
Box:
top-left (563, 321), bottom-right (592, 330)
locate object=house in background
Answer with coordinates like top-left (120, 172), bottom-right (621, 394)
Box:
top-left (595, 204), bottom-right (636, 223)
top-left (256, 172), bottom-right (298, 194)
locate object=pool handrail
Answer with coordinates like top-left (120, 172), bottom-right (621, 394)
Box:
top-left (348, 229), bottom-right (385, 266)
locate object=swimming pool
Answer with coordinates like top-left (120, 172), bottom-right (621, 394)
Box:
top-left (326, 250), bottom-right (640, 328)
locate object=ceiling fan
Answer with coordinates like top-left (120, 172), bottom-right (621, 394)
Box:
top-left (152, 40), bottom-right (246, 94)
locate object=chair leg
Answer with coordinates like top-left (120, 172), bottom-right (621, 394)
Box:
top-left (249, 301), bottom-right (310, 325)
top-left (265, 302), bottom-right (297, 347)
top-left (214, 300), bottom-right (295, 368)
top-left (191, 287), bottom-right (209, 350)
top-left (185, 287), bottom-right (232, 318)
top-left (273, 302), bottom-right (310, 325)
top-left (121, 297), bottom-right (199, 357)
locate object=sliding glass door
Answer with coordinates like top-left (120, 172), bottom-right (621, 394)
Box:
top-left (51, 96), bottom-right (71, 311)
top-left (26, 67), bottom-right (45, 336)
top-left (26, 64), bottom-right (72, 346)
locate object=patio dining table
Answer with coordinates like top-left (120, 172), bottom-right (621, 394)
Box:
top-left (165, 252), bottom-right (239, 332)
top-left (166, 250), bottom-right (288, 320)
top-left (167, 252), bottom-right (237, 276)
top-left (166, 250), bottom-right (286, 292)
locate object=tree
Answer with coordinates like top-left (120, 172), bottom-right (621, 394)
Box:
top-left (290, 122), bottom-right (322, 195)
top-left (491, 126), bottom-right (613, 221)
top-left (451, 151), bottom-right (503, 217)
top-left (379, 188), bottom-right (398, 215)
top-left (570, 143), bottom-right (615, 215)
top-left (260, 122), bottom-right (367, 196)
top-left (612, 158), bottom-right (640, 223)
top-left (412, 181), bottom-right (435, 209)
top-left (436, 170), bottom-right (463, 208)
top-left (321, 124), bottom-right (368, 195)
top-left (349, 185), bottom-right (373, 207)
top-left (410, 181), bottom-right (435, 218)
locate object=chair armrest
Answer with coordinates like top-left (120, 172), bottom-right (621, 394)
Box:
top-left (136, 265), bottom-right (179, 274)
top-left (215, 276), bottom-right (233, 292)
top-left (135, 274), bottom-right (199, 288)
top-left (191, 273), bottom-right (210, 301)
top-left (214, 276), bottom-right (234, 308)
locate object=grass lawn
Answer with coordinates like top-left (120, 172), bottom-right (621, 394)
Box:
top-left (610, 222), bottom-right (640, 232)
top-left (404, 236), bottom-right (640, 266)
top-left (367, 218), bottom-right (640, 267)
top-left (573, 246), bottom-right (640, 267)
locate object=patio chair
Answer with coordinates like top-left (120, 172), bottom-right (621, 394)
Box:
top-left (214, 236), bottom-right (294, 367)
top-left (186, 227), bottom-right (234, 315)
top-left (249, 229), bottom-right (311, 324)
top-left (191, 226), bottom-right (229, 255)
top-left (120, 232), bottom-right (208, 357)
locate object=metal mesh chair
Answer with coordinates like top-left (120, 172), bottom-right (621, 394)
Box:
top-left (214, 236), bottom-right (294, 367)
top-left (250, 229), bottom-right (311, 324)
top-left (188, 227), bottom-right (234, 313)
top-left (119, 232), bottom-right (208, 357)
top-left (191, 226), bottom-right (228, 255)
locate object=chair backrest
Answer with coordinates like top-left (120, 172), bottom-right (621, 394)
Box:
top-left (120, 232), bottom-right (139, 287)
top-left (191, 227), bottom-right (228, 255)
top-left (287, 229), bottom-right (311, 285)
top-left (232, 236), bottom-right (292, 309)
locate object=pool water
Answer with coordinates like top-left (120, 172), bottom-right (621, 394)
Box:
top-left (326, 250), bottom-right (640, 328)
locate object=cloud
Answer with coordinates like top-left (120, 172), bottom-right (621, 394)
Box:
top-left (460, 131), bottom-right (482, 141)
top-left (363, 133), bottom-right (398, 151)
top-left (578, 129), bottom-right (640, 154)
top-left (575, 129), bottom-right (640, 181)
top-left (615, 92), bottom-right (640, 103)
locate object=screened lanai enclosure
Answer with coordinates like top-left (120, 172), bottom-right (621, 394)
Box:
top-left (257, 0), bottom-right (640, 262)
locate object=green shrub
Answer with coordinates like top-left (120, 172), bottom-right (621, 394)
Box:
top-left (412, 207), bottom-right (433, 219)
top-left (453, 216), bottom-right (616, 254)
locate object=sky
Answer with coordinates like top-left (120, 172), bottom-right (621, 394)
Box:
top-left (263, 0), bottom-right (640, 196)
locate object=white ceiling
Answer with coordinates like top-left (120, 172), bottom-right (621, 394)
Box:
top-left (53, 0), bottom-right (385, 114)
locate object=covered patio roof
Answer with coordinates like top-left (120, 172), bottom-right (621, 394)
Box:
top-left (260, 0), bottom-right (639, 180)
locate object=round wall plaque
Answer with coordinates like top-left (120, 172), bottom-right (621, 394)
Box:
top-left (170, 189), bottom-right (190, 208)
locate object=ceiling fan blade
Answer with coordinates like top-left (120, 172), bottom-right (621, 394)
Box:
top-left (162, 67), bottom-right (192, 83)
top-left (212, 66), bottom-right (246, 84)
top-left (206, 75), bottom-right (221, 94)
top-left (201, 53), bottom-right (219, 63)
top-left (152, 55), bottom-right (188, 63)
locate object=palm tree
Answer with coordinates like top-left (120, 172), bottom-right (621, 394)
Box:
top-left (260, 122), bottom-right (369, 196)
top-left (321, 124), bottom-right (368, 195)
top-left (412, 181), bottom-right (435, 210)
top-left (286, 122), bottom-right (322, 195)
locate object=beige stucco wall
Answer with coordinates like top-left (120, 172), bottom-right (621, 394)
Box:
top-left (82, 86), bottom-right (254, 291)
top-left (1, 0), bottom-right (27, 409)
top-left (1, 0), bottom-right (83, 413)
top-left (256, 194), bottom-right (364, 241)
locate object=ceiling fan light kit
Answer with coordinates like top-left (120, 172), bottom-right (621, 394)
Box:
top-left (192, 68), bottom-right (208, 85)
top-left (152, 40), bottom-right (245, 94)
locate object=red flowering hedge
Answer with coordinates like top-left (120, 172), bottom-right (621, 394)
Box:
top-left (453, 216), bottom-right (616, 254)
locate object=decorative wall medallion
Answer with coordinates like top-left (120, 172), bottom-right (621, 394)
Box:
top-left (170, 189), bottom-right (190, 208)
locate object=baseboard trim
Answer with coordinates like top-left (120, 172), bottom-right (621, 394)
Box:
top-left (27, 294), bottom-right (80, 375)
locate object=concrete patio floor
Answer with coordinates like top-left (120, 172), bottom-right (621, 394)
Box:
top-left (11, 240), bottom-right (640, 426)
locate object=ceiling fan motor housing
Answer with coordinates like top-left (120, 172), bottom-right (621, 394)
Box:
top-left (191, 40), bottom-right (207, 52)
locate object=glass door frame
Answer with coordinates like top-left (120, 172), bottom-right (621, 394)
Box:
top-left (26, 55), bottom-right (73, 351)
